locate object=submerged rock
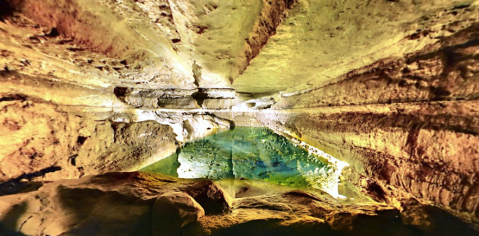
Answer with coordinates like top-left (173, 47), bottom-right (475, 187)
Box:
top-left (148, 127), bottom-right (341, 195)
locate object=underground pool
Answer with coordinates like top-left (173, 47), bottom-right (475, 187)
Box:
top-left (141, 127), bottom-right (345, 197)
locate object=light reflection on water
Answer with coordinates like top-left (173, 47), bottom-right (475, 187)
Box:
top-left (141, 127), bottom-right (339, 191)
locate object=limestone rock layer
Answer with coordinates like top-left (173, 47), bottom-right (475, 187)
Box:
top-left (0, 0), bottom-right (478, 234)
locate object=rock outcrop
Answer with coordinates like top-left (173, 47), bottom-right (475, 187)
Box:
top-left (2, 172), bottom-right (476, 236)
top-left (153, 192), bottom-right (205, 236)
top-left (254, 18), bottom-right (479, 227)
top-left (0, 0), bottom-right (478, 234)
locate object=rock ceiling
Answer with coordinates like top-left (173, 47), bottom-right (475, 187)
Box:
top-left (1, 0), bottom-right (479, 234)
top-left (3, 0), bottom-right (477, 95)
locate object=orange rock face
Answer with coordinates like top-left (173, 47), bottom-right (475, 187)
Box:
top-left (255, 22), bottom-right (479, 226)
top-left (0, 0), bottom-right (478, 234)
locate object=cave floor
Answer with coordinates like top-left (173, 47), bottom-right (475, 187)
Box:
top-left (3, 171), bottom-right (477, 236)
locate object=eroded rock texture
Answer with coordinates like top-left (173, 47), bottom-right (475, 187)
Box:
top-left (0, 0), bottom-right (478, 234)
top-left (2, 172), bottom-right (477, 236)
top-left (256, 19), bottom-right (479, 226)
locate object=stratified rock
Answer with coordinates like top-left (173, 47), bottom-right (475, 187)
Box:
top-left (256, 21), bottom-right (479, 227)
top-left (200, 89), bottom-right (236, 109)
top-left (77, 120), bottom-right (177, 175)
top-left (202, 98), bottom-right (235, 109)
top-left (118, 88), bottom-right (201, 109)
top-left (0, 0), bottom-right (478, 233)
top-left (152, 192), bottom-right (205, 236)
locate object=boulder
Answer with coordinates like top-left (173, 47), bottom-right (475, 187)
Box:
top-left (183, 180), bottom-right (232, 215)
top-left (152, 192), bottom-right (205, 236)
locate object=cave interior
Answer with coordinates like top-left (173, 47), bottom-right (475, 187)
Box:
top-left (0, 0), bottom-right (479, 235)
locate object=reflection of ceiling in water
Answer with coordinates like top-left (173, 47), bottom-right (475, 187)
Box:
top-left (142, 127), bottom-right (342, 195)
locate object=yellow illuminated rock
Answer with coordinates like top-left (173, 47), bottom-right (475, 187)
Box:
top-left (0, 0), bottom-right (479, 235)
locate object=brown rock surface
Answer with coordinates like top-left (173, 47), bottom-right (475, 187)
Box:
top-left (0, 97), bottom-right (179, 181)
top-left (152, 192), bottom-right (205, 236)
top-left (0, 0), bottom-right (478, 234)
top-left (183, 180), bottom-right (233, 215)
top-left (253, 21), bottom-right (479, 226)
top-left (1, 172), bottom-right (475, 236)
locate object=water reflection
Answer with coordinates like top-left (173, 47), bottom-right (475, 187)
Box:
top-left (141, 127), bottom-right (339, 191)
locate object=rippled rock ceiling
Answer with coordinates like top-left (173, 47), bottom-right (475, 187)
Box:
top-left (0, 0), bottom-right (479, 235)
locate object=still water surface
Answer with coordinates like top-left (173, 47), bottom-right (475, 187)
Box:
top-left (141, 127), bottom-right (336, 189)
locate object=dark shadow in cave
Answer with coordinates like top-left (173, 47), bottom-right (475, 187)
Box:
top-left (0, 166), bottom-right (61, 196)
top-left (0, 94), bottom-right (27, 103)
top-left (0, 201), bottom-right (28, 236)
top-left (191, 88), bottom-right (208, 107)
top-left (57, 186), bottom-right (152, 236)
top-left (416, 205), bottom-right (479, 236)
top-left (0, 0), bottom-right (14, 22)
top-left (113, 86), bottom-right (128, 103)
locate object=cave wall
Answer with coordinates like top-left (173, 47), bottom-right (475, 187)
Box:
top-left (255, 22), bottom-right (479, 225)
top-left (0, 0), bottom-right (241, 181)
top-left (0, 0), bottom-right (478, 230)
top-left (0, 94), bottom-right (180, 180)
